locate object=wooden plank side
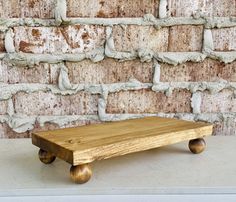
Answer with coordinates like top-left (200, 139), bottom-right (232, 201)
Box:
top-left (73, 125), bottom-right (213, 165)
top-left (32, 133), bottom-right (73, 164)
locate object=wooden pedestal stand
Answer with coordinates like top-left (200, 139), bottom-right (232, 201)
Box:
top-left (32, 117), bottom-right (213, 184)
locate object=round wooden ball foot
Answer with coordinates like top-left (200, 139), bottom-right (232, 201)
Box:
top-left (189, 138), bottom-right (206, 154)
top-left (38, 149), bottom-right (56, 164)
top-left (70, 164), bottom-right (92, 184)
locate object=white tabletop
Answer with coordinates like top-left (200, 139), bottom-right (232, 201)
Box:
top-left (0, 137), bottom-right (235, 199)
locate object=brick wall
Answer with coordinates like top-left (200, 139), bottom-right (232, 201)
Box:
top-left (0, 0), bottom-right (235, 138)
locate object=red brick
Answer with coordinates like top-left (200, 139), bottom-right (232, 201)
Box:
top-left (201, 89), bottom-right (236, 113)
top-left (213, 118), bottom-right (236, 136)
top-left (66, 59), bottom-right (153, 84)
top-left (67, 0), bottom-right (159, 18)
top-left (160, 59), bottom-right (236, 82)
top-left (106, 89), bottom-right (192, 113)
top-left (168, 25), bottom-right (203, 52)
top-left (112, 25), bottom-right (168, 52)
top-left (0, 61), bottom-right (57, 84)
top-left (167, 0), bottom-right (236, 17)
top-left (212, 27), bottom-right (236, 51)
top-left (0, 100), bottom-right (7, 115)
top-left (0, 0), bottom-right (55, 18)
top-left (13, 91), bottom-right (99, 116)
top-left (14, 26), bottom-right (106, 54)
top-left (0, 33), bottom-right (5, 53)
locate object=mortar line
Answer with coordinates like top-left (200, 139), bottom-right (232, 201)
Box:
top-left (1, 51), bottom-right (235, 66)
top-left (0, 16), bottom-right (235, 28)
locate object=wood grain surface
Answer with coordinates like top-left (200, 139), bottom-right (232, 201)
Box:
top-left (32, 117), bottom-right (213, 165)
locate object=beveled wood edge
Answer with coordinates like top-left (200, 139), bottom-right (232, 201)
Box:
top-left (31, 117), bottom-right (213, 137)
top-left (72, 125), bottom-right (213, 165)
top-left (32, 133), bottom-right (73, 165)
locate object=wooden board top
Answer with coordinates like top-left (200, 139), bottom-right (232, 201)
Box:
top-left (32, 117), bottom-right (213, 165)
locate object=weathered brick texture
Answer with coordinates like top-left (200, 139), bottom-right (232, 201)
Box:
top-left (14, 26), bottom-right (106, 54)
top-left (112, 25), bottom-right (169, 52)
top-left (66, 59), bottom-right (153, 84)
top-left (201, 89), bottom-right (236, 113)
top-left (0, 0), bottom-right (235, 138)
top-left (0, 0), bottom-right (55, 18)
top-left (167, 0), bottom-right (236, 17)
top-left (67, 0), bottom-right (159, 18)
top-left (0, 59), bottom-right (153, 85)
top-left (213, 118), bottom-right (236, 136)
top-left (0, 33), bottom-right (5, 52)
top-left (106, 89), bottom-right (192, 113)
top-left (168, 25), bottom-right (203, 52)
top-left (160, 59), bottom-right (236, 82)
top-left (13, 92), bottom-right (99, 116)
top-left (212, 27), bottom-right (236, 51)
top-left (0, 61), bottom-right (58, 84)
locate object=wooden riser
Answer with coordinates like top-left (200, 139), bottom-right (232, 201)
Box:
top-left (32, 116), bottom-right (213, 184)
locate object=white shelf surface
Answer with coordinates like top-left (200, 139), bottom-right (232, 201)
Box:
top-left (0, 137), bottom-right (235, 200)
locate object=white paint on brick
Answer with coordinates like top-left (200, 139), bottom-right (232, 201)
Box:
top-left (4, 29), bottom-right (15, 53)
top-left (58, 63), bottom-right (73, 91)
top-left (191, 92), bottom-right (202, 114)
top-left (55, 0), bottom-right (68, 25)
top-left (7, 99), bottom-right (14, 116)
top-left (98, 98), bottom-right (107, 121)
top-left (153, 62), bottom-right (161, 84)
top-left (159, 0), bottom-right (168, 18)
top-left (203, 29), bottom-right (214, 53)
